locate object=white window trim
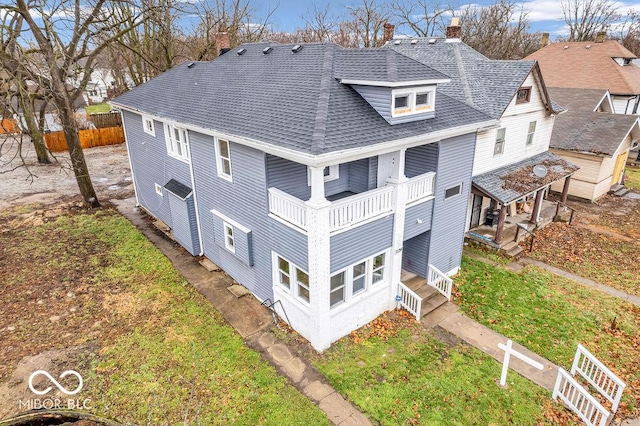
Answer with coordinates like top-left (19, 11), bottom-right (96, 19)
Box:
top-left (526, 121), bottom-right (536, 145)
top-left (494, 128), bottom-right (506, 156)
top-left (307, 165), bottom-right (339, 186)
top-left (329, 250), bottom-right (388, 309)
top-left (155, 183), bottom-right (163, 196)
top-left (272, 252), bottom-right (310, 305)
top-left (391, 86), bottom-right (436, 118)
top-left (142, 115), bottom-right (155, 136)
top-left (210, 209), bottom-right (251, 233)
top-left (444, 183), bottom-right (463, 200)
top-left (215, 137), bottom-right (233, 182)
top-left (223, 222), bottom-right (235, 253)
top-left (164, 123), bottom-right (190, 163)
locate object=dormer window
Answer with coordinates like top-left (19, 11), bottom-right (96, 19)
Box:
top-left (391, 87), bottom-right (436, 117)
top-left (516, 87), bottom-right (531, 104)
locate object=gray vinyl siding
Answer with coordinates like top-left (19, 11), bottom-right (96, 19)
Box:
top-left (190, 132), bottom-right (274, 301)
top-left (427, 133), bottom-right (477, 273)
top-left (402, 231), bottom-right (430, 277)
top-left (368, 157), bottom-right (378, 189)
top-left (166, 192), bottom-right (199, 255)
top-left (405, 144), bottom-right (438, 178)
top-left (330, 215), bottom-right (393, 272)
top-left (269, 219), bottom-right (308, 271)
top-left (211, 213), bottom-right (253, 266)
top-left (266, 155), bottom-right (373, 199)
top-left (122, 110), bottom-right (192, 228)
top-left (403, 199), bottom-right (434, 241)
top-left (352, 85), bottom-right (392, 122)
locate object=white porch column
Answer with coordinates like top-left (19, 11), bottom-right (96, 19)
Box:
top-left (386, 150), bottom-right (408, 311)
top-left (305, 166), bottom-right (332, 351)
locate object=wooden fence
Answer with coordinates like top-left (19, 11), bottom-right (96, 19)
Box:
top-left (44, 126), bottom-right (124, 152)
top-left (89, 112), bottom-right (122, 128)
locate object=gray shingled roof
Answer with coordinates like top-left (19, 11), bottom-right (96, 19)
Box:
top-left (112, 42), bottom-right (492, 156)
top-left (473, 151), bottom-right (580, 204)
top-left (548, 87), bottom-right (640, 156)
top-left (387, 39), bottom-right (544, 119)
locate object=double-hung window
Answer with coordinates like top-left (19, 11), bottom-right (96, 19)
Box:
top-left (223, 222), bottom-right (235, 253)
top-left (526, 121), bottom-right (536, 145)
top-left (494, 128), bottom-right (506, 156)
top-left (275, 254), bottom-right (310, 304)
top-left (215, 138), bottom-right (233, 181)
top-left (329, 251), bottom-right (387, 309)
top-left (164, 123), bottom-right (189, 162)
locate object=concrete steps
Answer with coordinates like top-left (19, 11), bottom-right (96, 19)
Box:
top-left (501, 241), bottom-right (523, 258)
top-left (610, 185), bottom-right (630, 197)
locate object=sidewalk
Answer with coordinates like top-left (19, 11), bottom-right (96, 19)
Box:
top-left (112, 198), bottom-right (371, 426)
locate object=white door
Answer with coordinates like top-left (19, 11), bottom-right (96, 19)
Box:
top-left (377, 152), bottom-right (396, 188)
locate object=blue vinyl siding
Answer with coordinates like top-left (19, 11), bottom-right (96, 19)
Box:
top-left (330, 215), bottom-right (393, 272)
top-left (122, 110), bottom-right (192, 228)
top-left (266, 155), bottom-right (374, 199)
top-left (403, 199), bottom-right (434, 241)
top-left (269, 219), bottom-right (308, 271)
top-left (211, 213), bottom-right (253, 266)
top-left (368, 157), bottom-right (378, 190)
top-left (402, 231), bottom-right (430, 277)
top-left (427, 133), bottom-right (477, 274)
top-left (352, 85), bottom-right (435, 125)
top-left (405, 144), bottom-right (438, 178)
top-left (166, 192), bottom-right (199, 255)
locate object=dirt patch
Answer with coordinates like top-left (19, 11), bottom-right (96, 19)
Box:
top-left (0, 135), bottom-right (133, 209)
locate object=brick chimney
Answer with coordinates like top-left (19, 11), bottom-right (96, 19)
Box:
top-left (446, 17), bottom-right (461, 40)
top-left (595, 31), bottom-right (607, 43)
top-left (540, 32), bottom-right (550, 48)
top-left (383, 23), bottom-right (395, 44)
top-left (215, 32), bottom-right (231, 55)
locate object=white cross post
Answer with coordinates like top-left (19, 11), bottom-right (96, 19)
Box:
top-left (498, 339), bottom-right (544, 386)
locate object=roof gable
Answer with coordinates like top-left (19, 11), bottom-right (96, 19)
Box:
top-left (525, 41), bottom-right (640, 95)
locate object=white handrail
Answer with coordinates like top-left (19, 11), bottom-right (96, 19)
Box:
top-left (553, 368), bottom-right (610, 426)
top-left (571, 344), bottom-right (626, 413)
top-left (268, 187), bottom-right (307, 230)
top-left (427, 264), bottom-right (452, 300)
top-left (407, 171), bottom-right (436, 203)
top-left (329, 186), bottom-right (394, 232)
top-left (398, 283), bottom-right (422, 320)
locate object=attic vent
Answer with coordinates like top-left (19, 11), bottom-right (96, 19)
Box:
top-left (393, 40), bottom-right (401, 45)
top-left (428, 39), bottom-right (436, 44)
top-left (263, 46), bottom-right (273, 54)
top-left (411, 39), bottom-right (418, 45)
top-left (237, 48), bottom-right (246, 55)
top-left (292, 44), bottom-right (303, 53)
top-left (187, 62), bottom-right (195, 68)
top-left (586, 44), bottom-right (591, 49)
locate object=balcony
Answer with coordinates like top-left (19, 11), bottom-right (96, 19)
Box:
top-left (268, 171), bottom-right (436, 233)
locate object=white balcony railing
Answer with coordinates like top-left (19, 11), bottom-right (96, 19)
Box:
top-left (328, 186), bottom-right (394, 232)
top-left (268, 187), bottom-right (307, 230)
top-left (407, 171), bottom-right (436, 204)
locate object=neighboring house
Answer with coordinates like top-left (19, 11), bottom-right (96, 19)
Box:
top-left (388, 23), bottom-right (578, 245)
top-left (547, 87), bottom-right (640, 201)
top-left (526, 37), bottom-right (640, 115)
top-left (112, 42), bottom-right (499, 351)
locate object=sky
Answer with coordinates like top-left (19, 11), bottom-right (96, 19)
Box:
top-left (264, 0), bottom-right (640, 38)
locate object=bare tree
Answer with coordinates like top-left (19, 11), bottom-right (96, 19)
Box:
top-left (347, 0), bottom-right (391, 47)
top-left (392, 0), bottom-right (453, 38)
top-left (459, 0), bottom-right (540, 59)
top-left (620, 10), bottom-right (640, 56)
top-left (1, 0), bottom-right (151, 207)
top-left (561, 0), bottom-right (620, 41)
top-left (299, 3), bottom-right (339, 42)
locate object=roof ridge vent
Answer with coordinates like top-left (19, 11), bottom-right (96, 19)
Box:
top-left (263, 46), bottom-right (273, 54)
top-left (564, 45), bottom-right (569, 49)
top-left (428, 38), bottom-right (436, 44)
top-left (292, 44), bottom-right (303, 53)
top-left (393, 40), bottom-right (401, 45)
top-left (186, 62), bottom-right (195, 68)
top-left (586, 44), bottom-right (591, 49)
top-left (237, 48), bottom-right (246, 55)
top-left (411, 39), bottom-right (418, 45)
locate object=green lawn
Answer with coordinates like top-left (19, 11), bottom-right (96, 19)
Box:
top-left (0, 206), bottom-right (326, 425)
top-left (626, 166), bottom-right (640, 190)
top-left (306, 313), bottom-right (568, 425)
top-left (85, 102), bottom-right (112, 114)
top-left (454, 256), bottom-right (640, 418)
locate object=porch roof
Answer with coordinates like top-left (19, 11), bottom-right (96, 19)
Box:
top-left (472, 151), bottom-right (579, 205)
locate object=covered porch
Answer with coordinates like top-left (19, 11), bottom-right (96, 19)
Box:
top-left (467, 152), bottom-right (579, 249)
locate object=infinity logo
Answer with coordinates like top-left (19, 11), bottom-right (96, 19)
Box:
top-left (28, 370), bottom-right (83, 396)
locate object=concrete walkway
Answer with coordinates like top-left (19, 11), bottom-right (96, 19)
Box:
top-left (112, 198), bottom-right (371, 426)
